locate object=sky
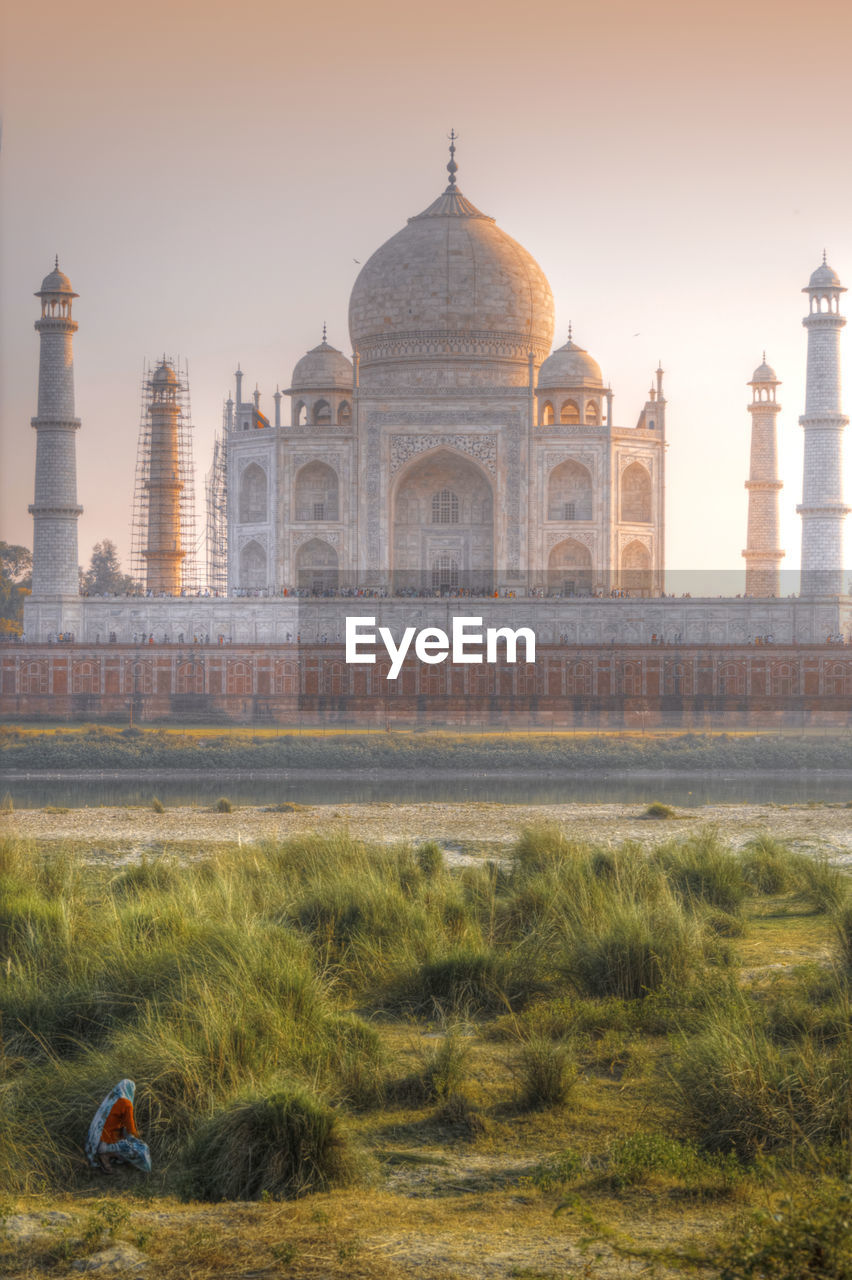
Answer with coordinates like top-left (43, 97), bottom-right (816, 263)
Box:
top-left (2, 0), bottom-right (852, 586)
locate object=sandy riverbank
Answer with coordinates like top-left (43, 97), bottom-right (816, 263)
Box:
top-left (4, 798), bottom-right (852, 863)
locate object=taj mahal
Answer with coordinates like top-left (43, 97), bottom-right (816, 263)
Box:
top-left (18, 143), bottom-right (852, 664)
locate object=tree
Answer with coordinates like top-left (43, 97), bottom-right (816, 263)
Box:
top-left (0, 542), bottom-right (32, 636)
top-left (82, 540), bottom-right (137, 595)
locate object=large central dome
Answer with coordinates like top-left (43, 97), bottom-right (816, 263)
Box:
top-left (349, 175), bottom-right (555, 389)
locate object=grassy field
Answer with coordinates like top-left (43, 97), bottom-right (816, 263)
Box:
top-left (3, 723), bottom-right (852, 773)
top-left (2, 825), bottom-right (852, 1277)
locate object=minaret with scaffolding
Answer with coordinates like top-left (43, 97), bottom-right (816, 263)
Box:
top-left (205, 399), bottom-right (229, 595)
top-left (131, 358), bottom-right (198, 593)
top-left (743, 356), bottom-right (784, 596)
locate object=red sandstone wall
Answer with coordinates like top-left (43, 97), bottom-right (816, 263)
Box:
top-left (1, 643), bottom-right (851, 726)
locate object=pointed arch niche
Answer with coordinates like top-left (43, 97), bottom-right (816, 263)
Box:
top-left (295, 538), bottom-right (339, 592)
top-left (547, 538), bottom-right (592, 595)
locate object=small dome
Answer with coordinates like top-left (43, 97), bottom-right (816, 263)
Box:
top-left (808, 260), bottom-right (842, 288)
top-left (290, 339), bottom-right (353, 392)
top-left (152, 361), bottom-right (178, 386)
top-left (537, 338), bottom-right (603, 390)
top-left (751, 359), bottom-right (778, 383)
top-left (37, 259), bottom-right (77, 297)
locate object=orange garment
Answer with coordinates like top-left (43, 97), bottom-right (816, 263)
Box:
top-left (100, 1097), bottom-right (138, 1144)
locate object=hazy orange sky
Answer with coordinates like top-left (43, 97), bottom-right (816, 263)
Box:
top-left (2, 0), bottom-right (852, 583)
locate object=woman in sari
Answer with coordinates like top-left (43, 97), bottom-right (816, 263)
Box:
top-left (85, 1079), bottom-right (151, 1174)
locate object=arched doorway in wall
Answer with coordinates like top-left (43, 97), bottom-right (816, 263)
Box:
top-left (294, 461), bottom-right (339, 522)
top-left (240, 540), bottom-right (267, 589)
top-left (547, 538), bottom-right (592, 595)
top-left (547, 459), bottom-right (593, 522)
top-left (392, 449), bottom-right (494, 593)
top-left (620, 461), bottom-right (652, 523)
top-left (620, 539), bottom-right (652, 595)
top-left (239, 463), bottom-right (268, 523)
top-left (295, 537), bottom-right (339, 593)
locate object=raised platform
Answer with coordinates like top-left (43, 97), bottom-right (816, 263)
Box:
top-left (21, 592), bottom-right (852, 648)
top-left (3, 639), bottom-right (850, 727)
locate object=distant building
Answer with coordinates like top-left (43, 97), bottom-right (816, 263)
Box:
top-left (21, 148), bottom-right (851, 652)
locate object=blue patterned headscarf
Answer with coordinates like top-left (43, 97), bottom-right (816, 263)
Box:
top-left (85, 1080), bottom-right (136, 1168)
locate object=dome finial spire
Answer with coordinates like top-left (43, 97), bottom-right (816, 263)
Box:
top-left (446, 128), bottom-right (458, 189)
top-left (54, 254), bottom-right (59, 270)
top-left (568, 321), bottom-right (573, 341)
top-left (823, 248), bottom-right (827, 265)
top-left (322, 320), bottom-right (327, 343)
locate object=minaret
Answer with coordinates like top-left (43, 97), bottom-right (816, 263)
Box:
top-left (743, 357), bottom-right (784, 596)
top-left (798, 256), bottom-right (850, 595)
top-left (29, 260), bottom-right (83, 597)
top-left (142, 360), bottom-right (185, 594)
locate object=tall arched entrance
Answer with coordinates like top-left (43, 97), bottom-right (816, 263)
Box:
top-left (392, 449), bottom-right (494, 593)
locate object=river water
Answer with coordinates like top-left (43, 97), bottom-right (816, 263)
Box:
top-left (2, 772), bottom-right (850, 809)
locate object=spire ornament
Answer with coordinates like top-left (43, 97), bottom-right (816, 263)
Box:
top-left (446, 129), bottom-right (458, 189)
top-left (322, 321), bottom-right (327, 343)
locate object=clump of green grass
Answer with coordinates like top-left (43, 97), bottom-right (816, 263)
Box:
top-left (739, 836), bottom-right (802, 895)
top-left (514, 1035), bottom-right (577, 1110)
top-left (416, 841), bottom-right (445, 878)
top-left (215, 796), bottom-right (232, 813)
top-left (398, 947), bottom-right (531, 1015)
top-left (180, 1088), bottom-right (364, 1200)
top-left (642, 802), bottom-right (676, 820)
top-left (652, 831), bottom-right (748, 914)
top-left (434, 1091), bottom-right (486, 1136)
top-left (564, 893), bottom-right (706, 1000)
top-left (151, 795), bottom-right (165, 814)
top-left (671, 1000), bottom-right (852, 1160)
top-left (833, 902), bottom-right (852, 975)
top-left (798, 856), bottom-right (848, 914)
top-left (422, 1031), bottom-right (471, 1101)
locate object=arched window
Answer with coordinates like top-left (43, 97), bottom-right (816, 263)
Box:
top-left (584, 400), bottom-right (599, 424)
top-left (273, 662), bottom-right (300, 695)
top-left (240, 540), bottom-right (267, 589)
top-left (71, 661), bottom-right (98, 694)
top-left (295, 461), bottom-right (339, 521)
top-left (227, 661), bottom-right (253, 695)
top-left (566, 661), bottom-right (592, 696)
top-left (294, 401), bottom-right (307, 427)
top-left (337, 400), bottom-right (351, 425)
top-left (313, 399), bottom-right (331, 424)
top-left (547, 459), bottom-right (593, 521)
top-left (547, 538), bottom-right (593, 595)
top-left (620, 539), bottom-right (652, 594)
top-left (295, 538), bottom-right (339, 592)
top-left (176, 662), bottom-right (204, 694)
top-left (20, 661), bottom-right (48, 695)
top-left (239, 463), bottom-right (268, 523)
top-left (771, 663), bottom-right (795, 697)
top-left (825, 662), bottom-right (851, 696)
top-left (719, 663), bottom-right (745, 696)
top-left (560, 400), bottom-right (580, 424)
top-left (622, 662), bottom-right (642, 696)
top-left (431, 488), bottom-right (459, 524)
top-left (541, 401), bottom-right (555, 426)
top-left (621, 462), bottom-right (652, 523)
top-left (432, 554), bottom-right (459, 590)
top-left (126, 661), bottom-right (153, 695)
